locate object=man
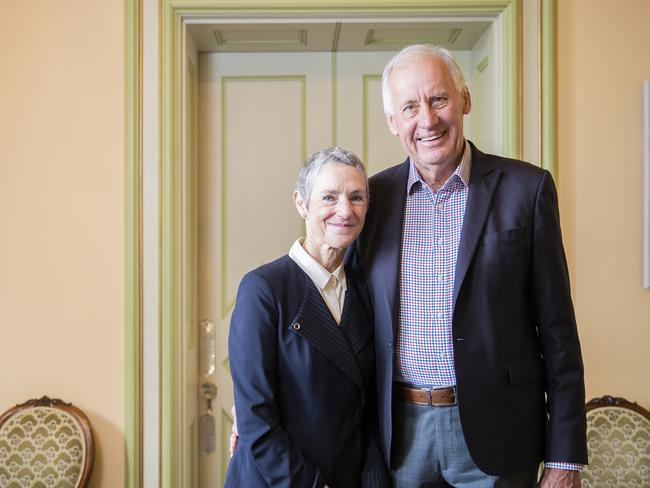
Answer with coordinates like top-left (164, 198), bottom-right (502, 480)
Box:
top-left (353, 44), bottom-right (587, 487)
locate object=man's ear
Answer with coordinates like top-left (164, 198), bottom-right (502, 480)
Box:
top-left (463, 89), bottom-right (472, 115)
top-left (386, 113), bottom-right (399, 136)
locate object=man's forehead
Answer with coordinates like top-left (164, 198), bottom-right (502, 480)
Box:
top-left (391, 60), bottom-right (453, 91)
top-left (392, 54), bottom-right (447, 75)
top-left (391, 66), bottom-right (451, 91)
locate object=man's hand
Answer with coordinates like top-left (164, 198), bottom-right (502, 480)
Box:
top-left (538, 468), bottom-right (581, 488)
top-left (229, 405), bottom-right (239, 457)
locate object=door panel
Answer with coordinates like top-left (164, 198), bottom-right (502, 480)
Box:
top-left (335, 52), bottom-right (406, 174)
top-left (198, 51), bottom-right (334, 487)
top-left (221, 76), bottom-right (305, 311)
top-left (469, 22), bottom-right (499, 155)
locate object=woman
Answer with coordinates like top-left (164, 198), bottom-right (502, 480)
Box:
top-left (225, 147), bottom-right (388, 487)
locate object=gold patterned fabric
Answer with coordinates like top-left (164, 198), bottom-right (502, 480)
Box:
top-left (582, 405), bottom-right (650, 488)
top-left (0, 406), bottom-right (87, 488)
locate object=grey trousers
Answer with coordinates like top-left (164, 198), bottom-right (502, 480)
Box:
top-left (390, 400), bottom-right (538, 488)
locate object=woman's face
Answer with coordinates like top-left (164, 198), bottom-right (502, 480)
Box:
top-left (295, 164), bottom-right (368, 252)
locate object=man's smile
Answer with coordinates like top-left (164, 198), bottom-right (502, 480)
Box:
top-left (417, 132), bottom-right (446, 144)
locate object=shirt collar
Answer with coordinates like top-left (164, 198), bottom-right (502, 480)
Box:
top-left (288, 238), bottom-right (346, 291)
top-left (406, 139), bottom-right (472, 194)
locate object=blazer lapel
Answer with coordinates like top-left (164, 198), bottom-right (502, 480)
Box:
top-left (452, 147), bottom-right (502, 309)
top-left (374, 161), bottom-right (410, 328)
top-left (339, 283), bottom-right (373, 356)
top-left (290, 275), bottom-right (363, 390)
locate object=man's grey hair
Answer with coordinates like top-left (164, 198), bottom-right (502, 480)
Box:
top-left (296, 146), bottom-right (368, 206)
top-left (381, 44), bottom-right (468, 115)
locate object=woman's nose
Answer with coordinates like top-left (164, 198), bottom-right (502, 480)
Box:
top-left (337, 198), bottom-right (353, 217)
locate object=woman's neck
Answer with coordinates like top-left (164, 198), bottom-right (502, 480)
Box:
top-left (302, 239), bottom-right (344, 273)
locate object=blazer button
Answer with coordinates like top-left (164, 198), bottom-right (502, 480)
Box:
top-left (388, 341), bottom-right (393, 348)
top-left (293, 323), bottom-right (301, 331)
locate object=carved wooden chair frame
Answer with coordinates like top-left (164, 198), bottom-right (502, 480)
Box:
top-left (583, 394), bottom-right (650, 486)
top-left (0, 395), bottom-right (95, 488)
top-left (586, 394), bottom-right (650, 420)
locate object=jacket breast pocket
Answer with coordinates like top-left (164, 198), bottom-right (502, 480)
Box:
top-left (507, 354), bottom-right (545, 385)
top-left (481, 226), bottom-right (528, 246)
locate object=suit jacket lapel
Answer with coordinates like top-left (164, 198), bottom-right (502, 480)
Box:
top-left (374, 161), bottom-right (410, 328)
top-left (290, 275), bottom-right (363, 390)
top-left (453, 146), bottom-right (502, 309)
top-left (339, 283), bottom-right (373, 356)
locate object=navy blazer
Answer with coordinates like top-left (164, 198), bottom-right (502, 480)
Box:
top-left (226, 255), bottom-right (388, 487)
top-left (354, 142), bottom-right (588, 475)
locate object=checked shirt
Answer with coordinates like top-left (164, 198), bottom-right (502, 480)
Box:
top-left (394, 142), bottom-right (471, 388)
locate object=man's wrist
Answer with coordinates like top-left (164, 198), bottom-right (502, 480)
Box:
top-left (544, 461), bottom-right (584, 471)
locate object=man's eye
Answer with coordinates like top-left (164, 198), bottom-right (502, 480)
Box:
top-left (432, 97), bottom-right (448, 108)
top-left (323, 195), bottom-right (335, 202)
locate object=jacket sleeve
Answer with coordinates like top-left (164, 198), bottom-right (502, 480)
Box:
top-left (360, 377), bottom-right (392, 488)
top-left (228, 271), bottom-right (326, 488)
top-left (531, 171), bottom-right (588, 465)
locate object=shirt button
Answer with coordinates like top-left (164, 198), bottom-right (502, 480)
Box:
top-left (437, 312), bottom-right (445, 319)
top-left (437, 275), bottom-right (445, 283)
top-left (436, 203), bottom-right (444, 211)
top-left (437, 238), bottom-right (444, 246)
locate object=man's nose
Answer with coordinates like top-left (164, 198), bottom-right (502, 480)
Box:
top-left (419, 105), bottom-right (438, 128)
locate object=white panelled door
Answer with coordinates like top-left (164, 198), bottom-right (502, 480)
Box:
top-left (196, 47), bottom-right (495, 487)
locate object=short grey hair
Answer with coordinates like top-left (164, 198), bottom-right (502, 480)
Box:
top-left (296, 146), bottom-right (368, 206)
top-left (381, 44), bottom-right (468, 115)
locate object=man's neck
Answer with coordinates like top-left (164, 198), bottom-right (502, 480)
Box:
top-left (414, 141), bottom-right (466, 191)
top-left (416, 161), bottom-right (459, 192)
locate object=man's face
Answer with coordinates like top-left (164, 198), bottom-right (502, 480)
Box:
top-left (386, 54), bottom-right (471, 173)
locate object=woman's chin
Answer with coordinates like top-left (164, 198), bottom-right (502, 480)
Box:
top-left (324, 234), bottom-right (359, 251)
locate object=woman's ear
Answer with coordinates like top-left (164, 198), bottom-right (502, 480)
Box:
top-left (293, 191), bottom-right (307, 219)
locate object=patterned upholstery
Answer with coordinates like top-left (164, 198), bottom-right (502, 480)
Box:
top-left (582, 395), bottom-right (650, 488)
top-left (0, 396), bottom-right (94, 488)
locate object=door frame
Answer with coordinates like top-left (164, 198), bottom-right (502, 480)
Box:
top-left (125, 0), bottom-right (558, 486)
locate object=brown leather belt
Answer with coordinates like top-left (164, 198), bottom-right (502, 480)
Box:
top-left (394, 384), bottom-right (457, 406)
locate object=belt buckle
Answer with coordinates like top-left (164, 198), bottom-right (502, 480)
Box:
top-left (425, 386), bottom-right (457, 406)
top-left (422, 387), bottom-right (432, 405)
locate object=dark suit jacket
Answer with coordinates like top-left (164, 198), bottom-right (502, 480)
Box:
top-left (354, 142), bottom-right (588, 475)
top-left (226, 255), bottom-right (389, 487)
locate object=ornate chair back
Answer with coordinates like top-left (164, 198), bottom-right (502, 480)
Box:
top-left (582, 395), bottom-right (650, 487)
top-left (0, 396), bottom-right (94, 488)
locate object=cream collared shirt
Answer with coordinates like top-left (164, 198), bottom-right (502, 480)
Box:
top-left (289, 238), bottom-right (347, 324)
